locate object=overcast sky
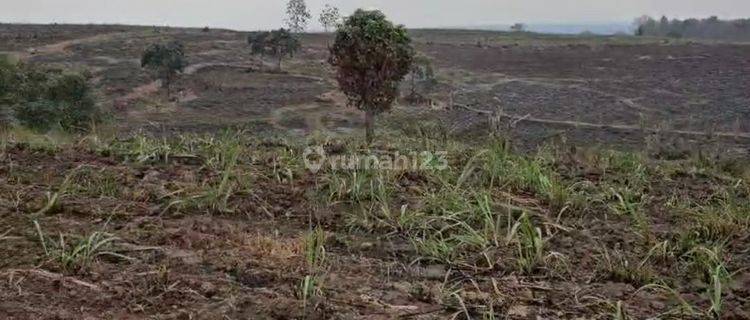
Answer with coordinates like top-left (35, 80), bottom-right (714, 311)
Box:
top-left (2, 0), bottom-right (749, 31)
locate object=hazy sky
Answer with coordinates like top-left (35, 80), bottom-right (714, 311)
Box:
top-left (2, 0), bottom-right (749, 30)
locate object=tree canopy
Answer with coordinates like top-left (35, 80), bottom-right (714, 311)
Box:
top-left (329, 9), bottom-right (414, 143)
top-left (0, 57), bottom-right (100, 132)
top-left (248, 28), bottom-right (301, 70)
top-left (510, 23), bottom-right (527, 32)
top-left (634, 15), bottom-right (750, 40)
top-left (319, 4), bottom-right (341, 33)
top-left (285, 0), bottom-right (311, 33)
top-left (141, 41), bottom-right (187, 95)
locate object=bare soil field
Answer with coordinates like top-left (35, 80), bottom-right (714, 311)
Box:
top-left (2, 25), bottom-right (748, 150)
top-left (1, 24), bottom-right (750, 320)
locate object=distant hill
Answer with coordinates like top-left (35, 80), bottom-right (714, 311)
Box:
top-left (451, 22), bottom-right (633, 35)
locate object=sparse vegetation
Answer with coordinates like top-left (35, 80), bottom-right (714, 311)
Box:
top-left (3, 124), bottom-right (750, 318)
top-left (299, 226), bottom-right (326, 311)
top-left (34, 221), bottom-right (129, 273)
top-left (508, 212), bottom-right (545, 274)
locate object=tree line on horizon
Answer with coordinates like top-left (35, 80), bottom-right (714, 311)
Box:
top-left (634, 15), bottom-right (750, 41)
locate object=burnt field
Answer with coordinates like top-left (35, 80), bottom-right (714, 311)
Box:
top-left (1, 24), bottom-right (750, 320)
top-left (419, 36), bottom-right (750, 151)
top-left (1, 25), bottom-right (748, 150)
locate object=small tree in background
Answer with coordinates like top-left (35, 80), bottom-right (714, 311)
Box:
top-left (319, 4), bottom-right (341, 33)
top-left (141, 41), bottom-right (187, 96)
top-left (285, 0), bottom-right (311, 33)
top-left (248, 31), bottom-right (271, 58)
top-left (248, 29), bottom-right (301, 71)
top-left (510, 23), bottom-right (527, 32)
top-left (408, 54), bottom-right (436, 97)
top-left (329, 9), bottom-right (414, 143)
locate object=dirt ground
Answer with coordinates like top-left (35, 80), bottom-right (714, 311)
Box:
top-left (1, 24), bottom-right (750, 320)
top-left (2, 131), bottom-right (750, 320)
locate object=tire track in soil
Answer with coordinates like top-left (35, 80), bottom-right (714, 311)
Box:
top-left (456, 73), bottom-right (663, 115)
top-left (268, 103), bottom-right (326, 133)
top-left (183, 62), bottom-right (258, 75)
top-left (442, 68), bottom-right (734, 143)
top-left (457, 103), bottom-right (750, 140)
top-left (268, 89), bottom-right (359, 134)
top-left (116, 62), bottom-right (258, 109)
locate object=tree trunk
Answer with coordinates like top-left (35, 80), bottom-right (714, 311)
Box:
top-left (164, 74), bottom-right (171, 98)
top-left (277, 56), bottom-right (282, 71)
top-left (324, 27), bottom-right (330, 47)
top-left (364, 110), bottom-right (375, 144)
top-left (410, 73), bottom-right (416, 96)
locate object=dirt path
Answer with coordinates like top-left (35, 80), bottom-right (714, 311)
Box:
top-left (268, 103), bottom-right (326, 132)
top-left (117, 59), bottom-right (261, 107)
top-left (121, 61), bottom-right (328, 102)
top-left (453, 73), bottom-right (662, 115)
top-left (122, 81), bottom-right (161, 101)
top-left (457, 103), bottom-right (750, 140)
top-left (268, 88), bottom-right (357, 134)
top-left (183, 62), bottom-right (258, 75)
top-left (16, 32), bottom-right (128, 60)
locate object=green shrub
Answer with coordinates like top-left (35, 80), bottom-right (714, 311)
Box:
top-left (47, 73), bottom-right (88, 102)
top-left (0, 56), bottom-right (16, 97)
top-left (14, 64), bottom-right (50, 102)
top-left (0, 55), bottom-right (19, 129)
top-left (50, 73), bottom-right (99, 131)
top-left (14, 99), bottom-right (64, 132)
top-left (0, 106), bottom-right (11, 130)
top-left (2, 61), bottom-right (100, 133)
